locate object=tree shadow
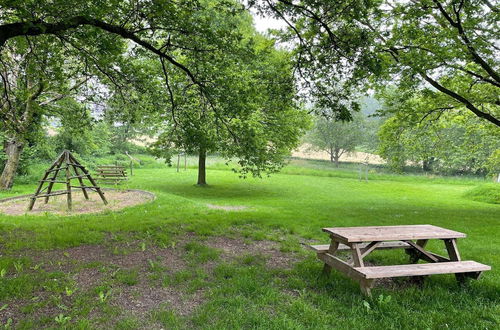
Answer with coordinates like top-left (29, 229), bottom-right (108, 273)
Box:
top-left (146, 180), bottom-right (294, 201)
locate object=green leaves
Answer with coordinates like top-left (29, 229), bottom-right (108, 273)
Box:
top-left (377, 88), bottom-right (500, 174)
top-left (257, 0), bottom-right (499, 125)
top-left (147, 7), bottom-right (310, 182)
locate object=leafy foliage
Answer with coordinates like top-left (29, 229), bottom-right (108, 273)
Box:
top-left (148, 18), bottom-right (310, 181)
top-left (254, 0), bottom-right (499, 126)
top-left (377, 89), bottom-right (500, 174)
top-left (306, 113), bottom-right (364, 166)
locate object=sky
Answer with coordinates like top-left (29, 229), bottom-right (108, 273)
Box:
top-left (249, 7), bottom-right (286, 33)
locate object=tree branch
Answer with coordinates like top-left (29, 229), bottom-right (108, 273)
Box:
top-left (0, 16), bottom-right (201, 86)
top-left (432, 0), bottom-right (500, 83)
top-left (421, 73), bottom-right (500, 126)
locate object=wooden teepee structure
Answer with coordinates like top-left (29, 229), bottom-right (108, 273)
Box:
top-left (28, 150), bottom-right (107, 211)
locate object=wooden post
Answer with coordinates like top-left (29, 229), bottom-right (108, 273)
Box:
top-left (69, 154), bottom-right (107, 205)
top-left (130, 160), bottom-right (133, 176)
top-left (444, 239), bottom-right (466, 283)
top-left (27, 151), bottom-right (69, 210)
top-left (28, 150), bottom-right (108, 211)
top-left (44, 151), bottom-right (67, 204)
top-left (65, 151), bottom-right (72, 210)
top-left (72, 165), bottom-right (89, 200)
top-left (322, 240), bottom-right (340, 275)
top-left (28, 170), bottom-right (50, 211)
top-left (351, 243), bottom-right (365, 267)
top-left (177, 153), bottom-right (180, 172)
top-left (407, 239), bottom-right (428, 263)
top-left (360, 279), bottom-right (375, 297)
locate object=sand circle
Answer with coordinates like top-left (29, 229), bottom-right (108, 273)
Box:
top-left (0, 189), bottom-right (155, 216)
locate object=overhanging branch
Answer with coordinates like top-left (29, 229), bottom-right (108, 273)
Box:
top-left (0, 16), bottom-right (200, 86)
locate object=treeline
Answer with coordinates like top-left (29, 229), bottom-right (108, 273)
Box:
top-left (307, 92), bottom-right (499, 178)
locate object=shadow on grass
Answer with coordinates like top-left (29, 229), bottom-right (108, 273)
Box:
top-left (146, 181), bottom-right (293, 201)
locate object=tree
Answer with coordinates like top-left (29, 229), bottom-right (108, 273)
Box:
top-left (149, 18), bottom-right (310, 185)
top-left (0, 35), bottom-right (96, 189)
top-left (0, 0), bottom-right (256, 188)
top-left (377, 88), bottom-right (500, 174)
top-left (307, 114), bottom-right (364, 167)
top-left (254, 0), bottom-right (500, 127)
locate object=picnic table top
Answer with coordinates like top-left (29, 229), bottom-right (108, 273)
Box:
top-left (322, 225), bottom-right (466, 243)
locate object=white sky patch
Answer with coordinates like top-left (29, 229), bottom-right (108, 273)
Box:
top-left (249, 7), bottom-right (286, 34)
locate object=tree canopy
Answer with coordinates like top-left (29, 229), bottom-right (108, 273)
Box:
top-left (377, 87), bottom-right (500, 174)
top-left (254, 0), bottom-right (499, 126)
top-left (0, 0), bottom-right (310, 187)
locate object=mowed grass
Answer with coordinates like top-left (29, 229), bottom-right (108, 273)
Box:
top-left (0, 157), bottom-right (498, 329)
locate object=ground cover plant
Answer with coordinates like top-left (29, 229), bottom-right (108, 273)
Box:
top-left (0, 157), bottom-right (498, 329)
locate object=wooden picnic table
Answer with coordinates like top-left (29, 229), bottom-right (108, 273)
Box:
top-left (308, 225), bottom-right (491, 296)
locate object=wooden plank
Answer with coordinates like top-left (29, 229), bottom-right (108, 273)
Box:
top-left (28, 166), bottom-right (52, 210)
top-left (444, 239), bottom-right (461, 261)
top-left (317, 253), bottom-right (366, 281)
top-left (322, 240), bottom-right (339, 275)
top-left (356, 261), bottom-right (491, 279)
top-left (39, 180), bottom-right (66, 183)
top-left (322, 225), bottom-right (466, 243)
top-left (72, 164), bottom-right (89, 200)
top-left (44, 155), bottom-right (67, 205)
top-left (33, 191), bottom-right (69, 198)
top-left (444, 238), bottom-right (465, 283)
top-left (69, 175), bottom-right (88, 179)
top-left (95, 174), bottom-right (127, 177)
top-left (404, 240), bottom-right (439, 262)
top-left (67, 163), bottom-right (85, 168)
top-left (97, 165), bottom-right (126, 168)
top-left (307, 241), bottom-right (411, 253)
top-left (407, 239), bottom-right (429, 263)
top-left (65, 151), bottom-right (72, 210)
top-left (351, 243), bottom-right (364, 267)
top-left (361, 241), bottom-right (382, 259)
top-left (69, 153), bottom-right (108, 205)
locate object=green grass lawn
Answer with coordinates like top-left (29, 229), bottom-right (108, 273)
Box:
top-left (0, 157), bottom-right (498, 329)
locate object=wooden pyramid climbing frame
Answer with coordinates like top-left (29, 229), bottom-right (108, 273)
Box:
top-left (28, 150), bottom-right (108, 211)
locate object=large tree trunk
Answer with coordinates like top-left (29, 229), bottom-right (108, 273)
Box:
top-left (0, 138), bottom-right (24, 190)
top-left (197, 148), bottom-right (207, 185)
top-left (422, 157), bottom-right (434, 172)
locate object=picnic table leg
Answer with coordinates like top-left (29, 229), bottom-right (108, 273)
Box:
top-left (405, 239), bottom-right (429, 285)
top-left (406, 239), bottom-right (428, 263)
top-left (350, 243), bottom-right (364, 267)
top-left (322, 240), bottom-right (340, 275)
top-left (360, 279), bottom-right (375, 297)
top-left (444, 239), bottom-right (467, 283)
top-left (349, 243), bottom-right (375, 295)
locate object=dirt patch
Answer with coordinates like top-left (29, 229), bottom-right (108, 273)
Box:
top-left (0, 189), bottom-right (155, 216)
top-left (206, 204), bottom-right (248, 211)
top-left (113, 284), bottom-right (204, 318)
top-left (0, 234), bottom-right (300, 327)
top-left (206, 236), bottom-right (298, 269)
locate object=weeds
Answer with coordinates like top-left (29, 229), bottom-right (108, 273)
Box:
top-left (54, 314), bottom-right (71, 325)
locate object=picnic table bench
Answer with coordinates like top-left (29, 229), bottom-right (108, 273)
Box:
top-left (94, 165), bottom-right (128, 184)
top-left (308, 225), bottom-right (491, 296)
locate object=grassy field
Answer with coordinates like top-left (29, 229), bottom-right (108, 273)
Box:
top-left (0, 156), bottom-right (498, 329)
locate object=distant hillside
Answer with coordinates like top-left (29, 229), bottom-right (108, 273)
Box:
top-left (359, 96), bottom-right (381, 116)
